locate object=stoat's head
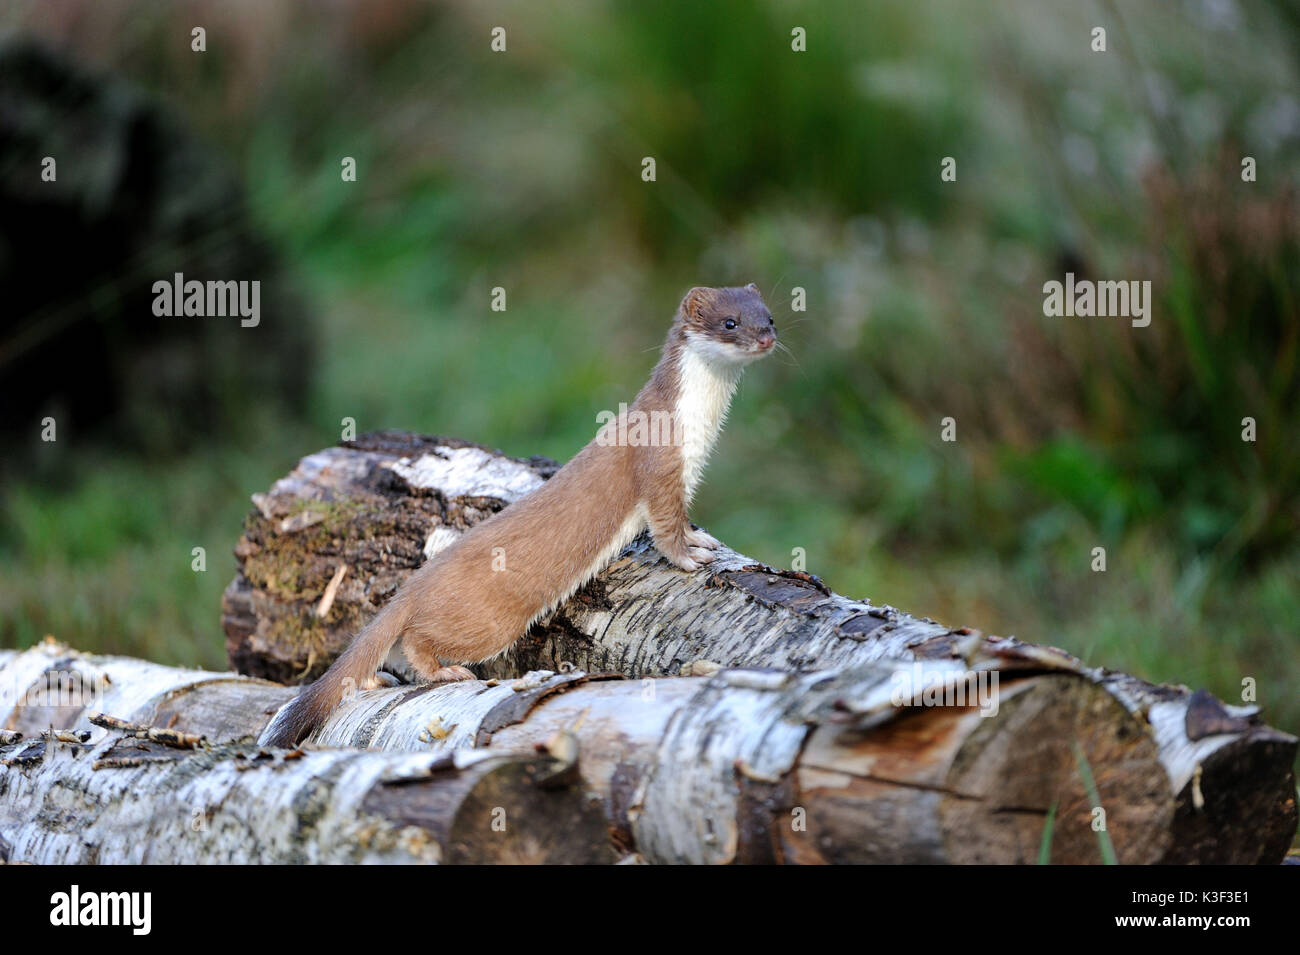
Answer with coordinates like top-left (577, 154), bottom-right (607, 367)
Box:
top-left (677, 284), bottom-right (777, 366)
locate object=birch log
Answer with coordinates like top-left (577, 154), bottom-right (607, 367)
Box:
top-left (0, 641), bottom-right (612, 864)
top-left (221, 432), bottom-right (1299, 863)
top-left (2, 641), bottom-right (1180, 864)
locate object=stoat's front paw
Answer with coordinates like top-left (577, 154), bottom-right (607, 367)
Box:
top-left (688, 546), bottom-right (716, 565)
top-left (685, 527), bottom-right (721, 551)
top-left (664, 546), bottom-right (715, 573)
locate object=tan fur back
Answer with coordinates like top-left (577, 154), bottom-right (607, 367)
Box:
top-left (397, 440), bottom-right (642, 664)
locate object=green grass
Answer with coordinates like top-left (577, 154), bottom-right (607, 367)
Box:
top-left (1074, 743), bottom-right (1119, 865)
top-left (1038, 801), bottom-right (1058, 865)
top-left (0, 415), bottom-right (310, 669)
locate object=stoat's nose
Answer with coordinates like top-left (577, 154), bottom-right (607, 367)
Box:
top-left (756, 332), bottom-right (775, 350)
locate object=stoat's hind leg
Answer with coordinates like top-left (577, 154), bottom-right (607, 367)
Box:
top-left (426, 665), bottom-right (475, 683)
top-left (360, 671), bottom-right (405, 690)
top-left (403, 632), bottom-right (476, 683)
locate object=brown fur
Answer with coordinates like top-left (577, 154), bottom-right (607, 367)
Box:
top-left (262, 285), bottom-right (776, 747)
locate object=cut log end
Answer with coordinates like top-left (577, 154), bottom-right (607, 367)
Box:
top-left (1164, 729), bottom-right (1298, 865)
top-left (363, 756), bottom-right (618, 865)
top-left (788, 675), bottom-right (1172, 864)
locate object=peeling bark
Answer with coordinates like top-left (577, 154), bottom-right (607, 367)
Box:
top-left (0, 736), bottom-right (611, 864)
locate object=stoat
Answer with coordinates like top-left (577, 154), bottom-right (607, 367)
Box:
top-left (262, 284), bottom-right (777, 747)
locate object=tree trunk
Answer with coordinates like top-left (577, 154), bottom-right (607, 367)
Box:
top-left (0, 640), bottom-right (1201, 864)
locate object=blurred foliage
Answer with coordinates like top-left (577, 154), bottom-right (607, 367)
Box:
top-left (0, 0), bottom-right (1297, 773)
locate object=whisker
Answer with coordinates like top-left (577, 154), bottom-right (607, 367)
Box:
top-left (766, 271), bottom-right (788, 302)
top-left (772, 340), bottom-right (805, 377)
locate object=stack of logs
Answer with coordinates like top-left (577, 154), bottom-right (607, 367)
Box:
top-left (1, 432), bottom-right (1294, 864)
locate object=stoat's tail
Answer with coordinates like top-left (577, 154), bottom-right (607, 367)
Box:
top-left (260, 602), bottom-right (409, 748)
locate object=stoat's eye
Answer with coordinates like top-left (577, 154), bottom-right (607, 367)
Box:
top-left (724, 318), bottom-right (737, 330)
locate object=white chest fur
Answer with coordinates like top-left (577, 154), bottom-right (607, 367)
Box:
top-left (674, 344), bottom-right (742, 502)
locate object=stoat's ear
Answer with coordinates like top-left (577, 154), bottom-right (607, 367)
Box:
top-left (681, 286), bottom-right (712, 319)
top-left (745, 282), bottom-right (760, 293)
